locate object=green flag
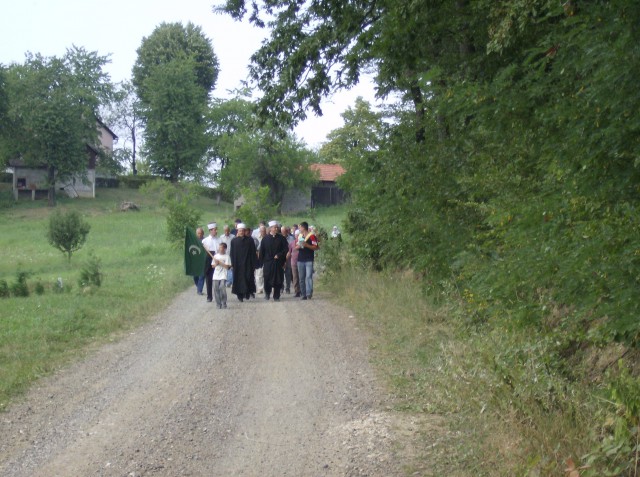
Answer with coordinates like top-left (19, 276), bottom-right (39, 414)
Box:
top-left (184, 227), bottom-right (207, 276)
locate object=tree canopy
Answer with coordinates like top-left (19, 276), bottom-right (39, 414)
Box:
top-left (132, 22), bottom-right (219, 105)
top-left (133, 22), bottom-right (219, 182)
top-left (208, 94), bottom-right (315, 208)
top-left (1, 47), bottom-right (113, 205)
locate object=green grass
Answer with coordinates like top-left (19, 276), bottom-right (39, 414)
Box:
top-left (0, 187), bottom-right (231, 409)
top-left (321, 265), bottom-right (605, 476)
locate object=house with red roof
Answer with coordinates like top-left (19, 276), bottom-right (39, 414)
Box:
top-left (279, 163), bottom-right (347, 212)
top-left (309, 163), bottom-right (346, 206)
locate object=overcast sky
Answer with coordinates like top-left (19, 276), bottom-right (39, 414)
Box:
top-left (0, 0), bottom-right (377, 149)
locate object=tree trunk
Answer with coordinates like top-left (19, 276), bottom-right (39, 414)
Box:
top-left (47, 165), bottom-right (56, 207)
top-left (131, 126), bottom-right (138, 175)
top-left (409, 80), bottom-right (426, 143)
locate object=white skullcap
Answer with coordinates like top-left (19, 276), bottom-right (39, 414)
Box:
top-left (294, 229), bottom-right (300, 235)
top-left (208, 222), bottom-right (217, 229)
top-left (237, 223), bottom-right (247, 229)
top-left (268, 220), bottom-right (278, 227)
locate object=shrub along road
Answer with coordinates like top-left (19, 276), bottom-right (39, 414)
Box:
top-left (0, 288), bottom-right (422, 476)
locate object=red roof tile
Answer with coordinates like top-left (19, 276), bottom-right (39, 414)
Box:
top-left (310, 163), bottom-right (346, 182)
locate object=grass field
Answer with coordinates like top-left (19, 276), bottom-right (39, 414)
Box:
top-left (0, 186), bottom-right (347, 410)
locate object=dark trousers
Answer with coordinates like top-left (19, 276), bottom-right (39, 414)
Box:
top-left (205, 266), bottom-right (214, 300)
top-left (264, 281), bottom-right (281, 300)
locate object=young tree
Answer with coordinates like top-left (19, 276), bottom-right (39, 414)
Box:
top-left (133, 22), bottom-right (219, 181)
top-left (48, 209), bottom-right (91, 262)
top-left (2, 47), bottom-right (113, 205)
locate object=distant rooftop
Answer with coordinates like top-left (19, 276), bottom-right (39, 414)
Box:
top-left (310, 163), bottom-right (346, 182)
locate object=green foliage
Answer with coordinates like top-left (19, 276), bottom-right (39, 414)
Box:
top-left (0, 279), bottom-right (9, 298)
top-left (47, 209), bottom-right (91, 262)
top-left (133, 22), bottom-right (219, 182)
top-left (117, 174), bottom-right (156, 189)
top-left (153, 182), bottom-right (202, 244)
top-left (209, 95), bottom-right (316, 208)
top-left (2, 47), bottom-right (113, 206)
top-left (582, 361), bottom-right (640, 476)
top-left (100, 81), bottom-right (144, 175)
top-left (34, 280), bottom-right (45, 295)
top-left (239, 0), bottom-right (640, 472)
top-left (132, 22), bottom-right (218, 105)
top-left (10, 271), bottom-right (30, 297)
top-left (235, 186), bottom-right (276, 228)
top-left (79, 251), bottom-right (102, 288)
top-left (142, 58), bottom-right (210, 181)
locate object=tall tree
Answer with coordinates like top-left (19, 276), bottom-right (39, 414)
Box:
top-left (101, 81), bottom-right (144, 175)
top-left (2, 47), bottom-right (112, 206)
top-left (143, 59), bottom-right (210, 181)
top-left (133, 22), bottom-right (219, 181)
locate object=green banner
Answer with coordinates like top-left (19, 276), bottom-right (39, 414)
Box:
top-left (184, 227), bottom-right (207, 276)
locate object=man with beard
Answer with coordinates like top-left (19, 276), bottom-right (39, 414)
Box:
top-left (230, 223), bottom-right (257, 302)
top-left (259, 220), bottom-right (289, 301)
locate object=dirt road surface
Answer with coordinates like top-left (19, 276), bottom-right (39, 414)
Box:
top-left (0, 288), bottom-right (419, 476)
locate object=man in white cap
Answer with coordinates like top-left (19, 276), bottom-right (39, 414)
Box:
top-left (219, 224), bottom-right (234, 287)
top-left (230, 223), bottom-right (257, 302)
top-left (202, 223), bottom-right (220, 303)
top-left (259, 220), bottom-right (289, 301)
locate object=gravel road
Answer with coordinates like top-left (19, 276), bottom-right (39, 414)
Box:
top-left (0, 288), bottom-right (416, 476)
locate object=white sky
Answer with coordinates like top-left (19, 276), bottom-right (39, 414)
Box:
top-left (0, 0), bottom-right (377, 149)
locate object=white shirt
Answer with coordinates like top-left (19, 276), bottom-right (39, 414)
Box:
top-left (202, 235), bottom-right (220, 253)
top-left (219, 234), bottom-right (233, 255)
top-left (212, 253), bottom-right (230, 280)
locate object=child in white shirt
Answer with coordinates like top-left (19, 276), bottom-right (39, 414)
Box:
top-left (212, 243), bottom-right (230, 309)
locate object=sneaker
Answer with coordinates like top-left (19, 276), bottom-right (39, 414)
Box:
top-left (223, 304), bottom-right (227, 308)
top-left (238, 296), bottom-right (244, 302)
top-left (265, 295), bottom-right (270, 300)
top-left (207, 299), bottom-right (212, 303)
top-left (217, 304), bottom-right (222, 309)
top-left (295, 292), bottom-right (301, 298)
top-left (301, 296), bottom-right (307, 300)
top-left (274, 298), bottom-right (280, 302)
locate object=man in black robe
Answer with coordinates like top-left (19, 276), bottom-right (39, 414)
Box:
top-left (259, 220), bottom-right (289, 301)
top-left (230, 223), bottom-right (257, 302)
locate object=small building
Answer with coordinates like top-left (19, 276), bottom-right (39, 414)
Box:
top-left (279, 163), bottom-right (347, 213)
top-left (8, 119), bottom-right (117, 200)
top-left (309, 163), bottom-right (346, 207)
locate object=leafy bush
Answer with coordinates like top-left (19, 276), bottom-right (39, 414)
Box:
top-left (236, 186), bottom-right (277, 228)
top-left (10, 271), bottom-right (30, 297)
top-left (47, 210), bottom-right (91, 262)
top-left (78, 251), bottom-right (103, 288)
top-left (0, 189), bottom-right (15, 209)
top-left (0, 279), bottom-right (9, 298)
top-left (34, 280), bottom-right (45, 295)
top-left (143, 180), bottom-right (202, 244)
top-left (118, 174), bottom-right (158, 189)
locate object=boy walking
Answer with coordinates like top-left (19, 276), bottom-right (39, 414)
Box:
top-left (212, 243), bottom-right (230, 309)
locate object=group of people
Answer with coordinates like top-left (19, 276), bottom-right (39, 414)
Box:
top-left (192, 220), bottom-right (320, 309)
